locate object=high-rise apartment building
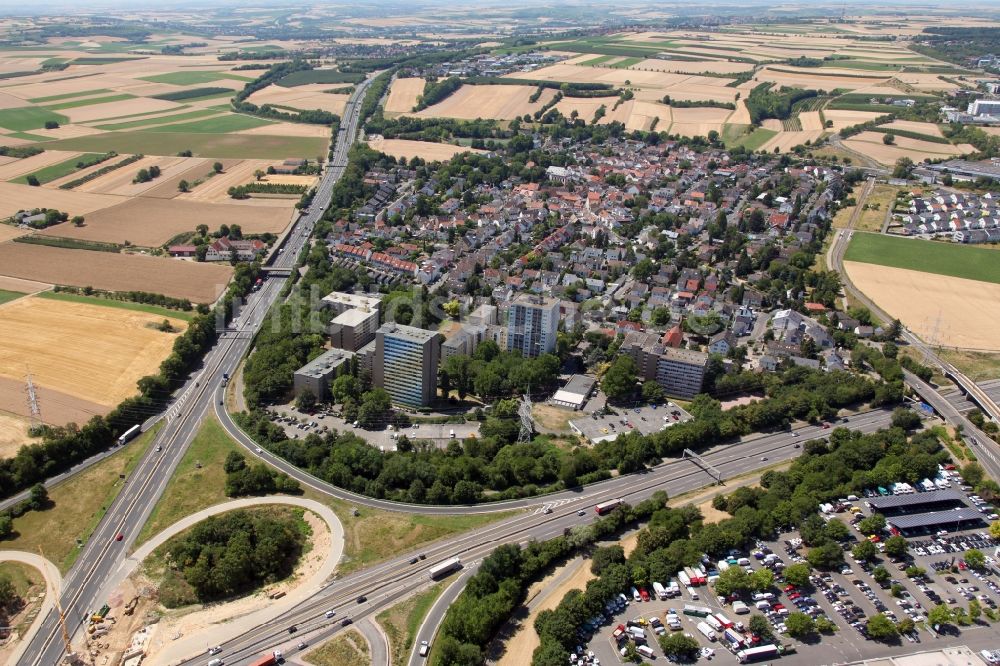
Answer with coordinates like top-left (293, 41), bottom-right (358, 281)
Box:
top-left (374, 323), bottom-right (440, 407)
top-left (506, 294), bottom-right (560, 358)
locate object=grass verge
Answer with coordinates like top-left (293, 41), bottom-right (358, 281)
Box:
top-left (3, 424), bottom-right (159, 572)
top-left (12, 153), bottom-right (103, 185)
top-left (135, 415), bottom-right (237, 545)
top-left (377, 582), bottom-right (447, 665)
top-left (0, 288), bottom-right (26, 305)
top-left (303, 628), bottom-right (370, 666)
top-left (937, 349), bottom-right (1000, 382)
top-left (0, 561), bottom-right (45, 637)
top-left (35, 290), bottom-right (194, 321)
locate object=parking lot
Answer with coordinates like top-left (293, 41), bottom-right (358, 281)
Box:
top-left (570, 402), bottom-right (693, 444)
top-left (580, 470), bottom-right (1000, 665)
top-left (264, 405), bottom-right (482, 451)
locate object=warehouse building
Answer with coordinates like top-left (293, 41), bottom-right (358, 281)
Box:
top-left (550, 374), bottom-right (597, 410)
top-left (866, 489), bottom-right (968, 516)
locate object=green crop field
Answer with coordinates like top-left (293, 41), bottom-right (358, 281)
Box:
top-left (28, 88), bottom-right (112, 103)
top-left (580, 55), bottom-right (615, 66)
top-left (95, 108), bottom-right (222, 131)
top-left (11, 152), bottom-right (103, 184)
top-left (72, 57), bottom-right (145, 65)
top-left (276, 69), bottom-right (365, 87)
top-left (151, 87), bottom-right (234, 102)
top-left (0, 288), bottom-right (26, 306)
top-left (145, 114), bottom-right (274, 133)
top-left (36, 291), bottom-right (195, 320)
top-left (45, 131), bottom-right (329, 160)
top-left (730, 127), bottom-right (776, 151)
top-left (43, 94), bottom-right (135, 111)
top-left (0, 107), bottom-right (68, 131)
top-left (845, 233), bottom-right (1000, 284)
top-left (140, 71), bottom-right (252, 86)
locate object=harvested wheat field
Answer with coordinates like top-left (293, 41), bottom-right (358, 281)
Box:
top-left (727, 100), bottom-right (752, 125)
top-left (72, 155), bottom-right (196, 196)
top-left (845, 261), bottom-right (1000, 351)
top-left (0, 150), bottom-right (82, 181)
top-left (0, 224), bottom-right (28, 243)
top-left (0, 410), bottom-right (37, 459)
top-left (414, 84), bottom-right (555, 120)
top-left (0, 274), bottom-right (49, 294)
top-left (237, 122), bottom-right (331, 138)
top-left (0, 242), bottom-right (233, 303)
top-left (29, 124), bottom-right (107, 140)
top-left (884, 120), bottom-right (945, 137)
top-left (822, 110), bottom-right (883, 131)
top-left (176, 159), bottom-right (282, 203)
top-left (62, 98), bottom-right (183, 124)
top-left (843, 132), bottom-right (973, 165)
top-left (633, 58), bottom-right (755, 74)
top-left (0, 91), bottom-right (29, 110)
top-left (384, 77), bottom-right (426, 115)
top-left (0, 296), bottom-right (187, 408)
top-left (668, 105), bottom-right (731, 137)
top-left (510, 63), bottom-right (690, 88)
top-left (42, 197), bottom-right (291, 246)
top-left (0, 376), bottom-right (104, 427)
top-left (757, 67), bottom-right (890, 91)
top-left (0, 182), bottom-right (123, 218)
top-left (798, 111), bottom-right (826, 131)
top-left (760, 130), bottom-right (825, 153)
top-left (367, 137), bottom-right (482, 161)
top-left (246, 84), bottom-right (348, 115)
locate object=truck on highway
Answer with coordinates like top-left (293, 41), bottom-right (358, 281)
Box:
top-left (248, 653), bottom-right (277, 666)
top-left (736, 645), bottom-right (779, 663)
top-left (595, 498), bottom-right (623, 515)
top-left (117, 425), bottom-right (140, 446)
top-left (428, 557), bottom-right (462, 579)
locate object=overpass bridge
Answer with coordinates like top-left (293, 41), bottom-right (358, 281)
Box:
top-left (942, 364), bottom-right (1000, 423)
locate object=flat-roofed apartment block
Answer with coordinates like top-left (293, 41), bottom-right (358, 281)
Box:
top-left (323, 291), bottom-right (382, 351)
top-left (374, 323), bottom-right (441, 407)
top-left (656, 347), bottom-right (709, 399)
top-left (506, 294), bottom-right (560, 358)
top-left (293, 348), bottom-right (354, 401)
top-left (620, 331), bottom-right (708, 399)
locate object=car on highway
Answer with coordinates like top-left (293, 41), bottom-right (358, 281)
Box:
top-left (578, 509), bottom-right (586, 516)
top-left (341, 618), bottom-right (353, 626)
top-left (760, 456), bottom-right (768, 461)
top-left (115, 533), bottom-right (123, 542)
top-left (419, 640), bottom-right (430, 657)
top-left (410, 557), bottom-right (419, 564)
top-left (207, 647), bottom-right (222, 655)
top-left (325, 610), bottom-right (336, 618)
top-left (287, 625), bottom-right (297, 634)
top-left (543, 507), bottom-right (553, 514)
top-left (297, 642), bottom-right (307, 650)
top-left (357, 595), bottom-right (367, 603)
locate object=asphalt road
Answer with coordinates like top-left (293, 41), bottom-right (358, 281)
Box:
top-left (21, 78), bottom-right (374, 666)
top-left (173, 408), bottom-right (900, 665)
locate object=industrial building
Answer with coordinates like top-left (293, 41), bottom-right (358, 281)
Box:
top-left (293, 348), bottom-right (355, 401)
top-left (550, 374), bottom-right (597, 410)
top-left (866, 489), bottom-right (986, 535)
top-left (506, 294), bottom-right (560, 358)
top-left (866, 489), bottom-right (968, 516)
top-left (374, 323), bottom-right (441, 407)
top-left (967, 99), bottom-right (1000, 117)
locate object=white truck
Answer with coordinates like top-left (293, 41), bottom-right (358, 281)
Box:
top-left (653, 581), bottom-right (668, 599)
top-left (704, 615), bottom-right (723, 632)
top-left (696, 621), bottom-right (717, 641)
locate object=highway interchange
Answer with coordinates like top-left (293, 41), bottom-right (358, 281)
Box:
top-left (14, 90), bottom-right (1000, 666)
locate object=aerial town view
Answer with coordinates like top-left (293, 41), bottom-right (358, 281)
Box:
top-left (2, 1), bottom-right (1000, 666)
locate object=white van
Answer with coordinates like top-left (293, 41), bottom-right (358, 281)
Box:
top-left (208, 660), bottom-right (223, 666)
top-left (755, 600), bottom-right (771, 611)
top-left (636, 645), bottom-right (656, 659)
top-left (686, 586), bottom-right (698, 600)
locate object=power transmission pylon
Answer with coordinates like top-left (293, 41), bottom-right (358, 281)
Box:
top-left (39, 546), bottom-right (82, 665)
top-left (518, 389), bottom-right (535, 443)
top-left (25, 366), bottom-right (41, 430)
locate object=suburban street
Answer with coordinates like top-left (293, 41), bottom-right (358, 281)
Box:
top-left (19, 78), bottom-right (374, 666)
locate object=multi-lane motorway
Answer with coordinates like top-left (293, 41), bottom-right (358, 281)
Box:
top-left (19, 79), bottom-right (373, 666)
top-left (171, 408), bottom-right (900, 665)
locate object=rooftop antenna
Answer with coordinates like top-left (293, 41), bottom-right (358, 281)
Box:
top-left (25, 366), bottom-right (41, 430)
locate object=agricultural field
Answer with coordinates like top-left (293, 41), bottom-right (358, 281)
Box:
top-left (845, 232), bottom-right (1000, 284)
top-left (842, 131), bottom-right (975, 165)
top-left (245, 84), bottom-right (348, 115)
top-left (0, 242), bottom-right (233, 302)
top-left (844, 261), bottom-right (1000, 351)
top-left (367, 137), bottom-right (484, 161)
top-left (384, 77), bottom-right (426, 116)
top-left (411, 84), bottom-right (554, 120)
top-left (0, 294), bottom-right (188, 414)
top-left (42, 132), bottom-right (328, 160)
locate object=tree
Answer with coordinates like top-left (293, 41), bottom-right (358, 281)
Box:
top-left (748, 614), bottom-right (773, 640)
top-left (968, 598), bottom-right (982, 623)
top-left (857, 513), bottom-right (886, 536)
top-left (892, 157), bottom-right (914, 179)
top-left (0, 514), bottom-right (12, 539)
top-left (865, 613), bottom-right (898, 641)
top-left (990, 521), bottom-right (1000, 539)
top-left (815, 617), bottom-right (838, 633)
top-left (651, 307), bottom-right (671, 326)
top-left (178, 179), bottom-right (190, 192)
top-left (26, 175), bottom-right (39, 187)
top-left (884, 535), bottom-right (908, 559)
top-left (852, 539), bottom-right (879, 562)
top-left (658, 633), bottom-right (700, 660)
top-left (785, 612), bottom-right (815, 637)
top-left (750, 568), bottom-right (774, 592)
top-left (807, 541), bottom-right (844, 569)
top-left (783, 563), bottom-right (811, 588)
top-left (213, 161), bottom-right (224, 173)
top-left (295, 389), bottom-right (317, 413)
top-left (641, 380), bottom-right (665, 404)
top-left (872, 565), bottom-right (891, 586)
top-left (964, 548), bottom-right (986, 570)
top-left (224, 451), bottom-right (247, 473)
top-left (715, 566), bottom-right (751, 597)
top-left (28, 482), bottom-right (49, 510)
top-left (71, 215), bottom-right (85, 227)
top-left (891, 407), bottom-right (921, 431)
top-left (44, 120), bottom-right (59, 129)
top-left (591, 545), bottom-right (626, 575)
top-left (927, 603), bottom-right (954, 627)
top-left (254, 169), bottom-right (265, 181)
top-left (602, 355), bottom-right (637, 403)
top-left (357, 388), bottom-right (391, 429)
top-left (882, 133), bottom-right (895, 145)
top-left (896, 617), bottom-right (915, 635)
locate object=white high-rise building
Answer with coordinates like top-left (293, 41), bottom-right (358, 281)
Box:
top-left (506, 294), bottom-right (560, 358)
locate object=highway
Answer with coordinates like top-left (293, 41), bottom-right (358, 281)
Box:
top-left (172, 408), bottom-right (899, 665)
top-left (19, 78), bottom-right (373, 666)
